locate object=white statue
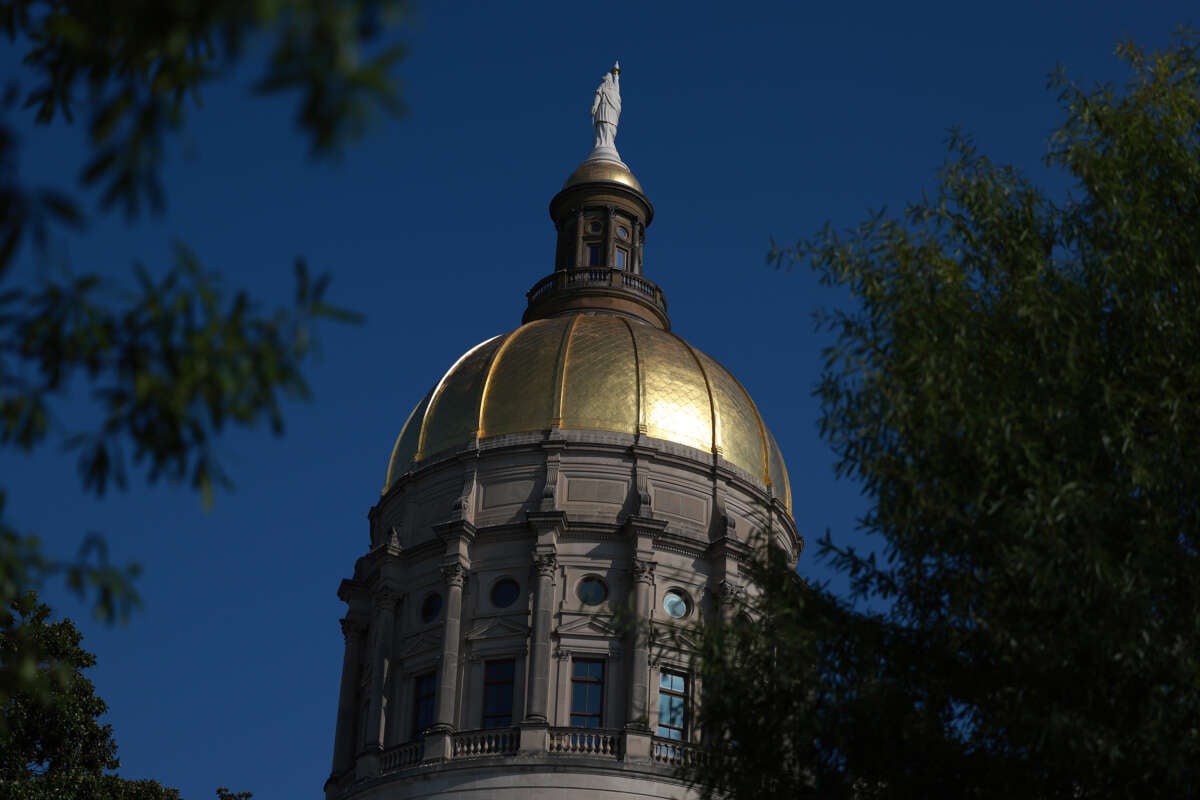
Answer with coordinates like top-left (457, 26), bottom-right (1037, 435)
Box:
top-left (590, 62), bottom-right (621, 155)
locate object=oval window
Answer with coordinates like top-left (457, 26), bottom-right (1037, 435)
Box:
top-left (662, 590), bottom-right (691, 619)
top-left (490, 578), bottom-right (521, 609)
top-left (587, 221), bottom-right (603, 234)
top-left (577, 576), bottom-right (609, 606)
top-left (420, 593), bottom-right (443, 623)
top-left (617, 226), bottom-right (630, 241)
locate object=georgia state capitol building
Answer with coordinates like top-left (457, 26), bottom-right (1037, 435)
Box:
top-left (324, 63), bottom-right (801, 800)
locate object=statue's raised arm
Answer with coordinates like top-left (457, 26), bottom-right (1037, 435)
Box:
top-left (590, 62), bottom-right (621, 157)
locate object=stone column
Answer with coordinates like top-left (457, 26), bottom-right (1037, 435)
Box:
top-left (574, 208), bottom-right (585, 267)
top-left (434, 563), bottom-right (467, 731)
top-left (605, 204), bottom-right (617, 267)
top-left (626, 558), bottom-right (655, 730)
top-left (525, 552), bottom-right (557, 723)
top-left (331, 617), bottom-right (366, 774)
top-left (364, 589), bottom-right (398, 751)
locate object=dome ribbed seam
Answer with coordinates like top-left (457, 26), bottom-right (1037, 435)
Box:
top-left (617, 317), bottom-right (644, 435)
top-left (674, 335), bottom-right (719, 458)
top-left (417, 335), bottom-right (502, 461)
top-left (553, 315), bottom-right (582, 428)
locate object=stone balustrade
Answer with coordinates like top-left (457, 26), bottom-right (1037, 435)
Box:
top-left (373, 726), bottom-right (682, 780)
top-left (547, 727), bottom-right (623, 758)
top-left (651, 737), bottom-right (703, 767)
top-left (379, 740), bottom-right (424, 773)
top-left (525, 268), bottom-right (666, 310)
top-left (451, 727), bottom-right (519, 758)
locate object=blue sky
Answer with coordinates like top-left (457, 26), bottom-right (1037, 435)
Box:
top-left (3, 2), bottom-right (1196, 798)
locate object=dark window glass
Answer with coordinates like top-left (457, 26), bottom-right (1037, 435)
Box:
top-left (577, 577), bottom-right (608, 606)
top-left (490, 578), bottom-right (520, 609)
top-left (482, 659), bottom-right (515, 729)
top-left (412, 673), bottom-right (436, 738)
top-left (615, 248), bottom-right (628, 269)
top-left (657, 670), bottom-right (688, 741)
top-left (420, 593), bottom-right (442, 624)
top-left (570, 659), bottom-right (605, 728)
top-left (587, 221), bottom-right (603, 234)
top-left (587, 244), bottom-right (602, 266)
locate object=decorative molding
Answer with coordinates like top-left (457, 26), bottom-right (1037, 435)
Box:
top-left (373, 587), bottom-right (400, 610)
top-left (557, 614), bottom-right (618, 638)
top-left (340, 617), bottom-right (367, 641)
top-left (533, 553), bottom-right (558, 578)
top-left (465, 616), bottom-right (530, 641)
top-left (714, 579), bottom-right (746, 606)
top-left (440, 563), bottom-right (467, 588)
top-left (631, 559), bottom-right (656, 586)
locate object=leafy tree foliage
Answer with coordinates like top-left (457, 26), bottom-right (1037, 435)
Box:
top-left (0, 0), bottom-right (406, 718)
top-left (0, 592), bottom-right (180, 798)
top-left (686, 32), bottom-right (1200, 800)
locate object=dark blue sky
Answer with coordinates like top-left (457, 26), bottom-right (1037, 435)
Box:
top-left (4, 2), bottom-right (1194, 797)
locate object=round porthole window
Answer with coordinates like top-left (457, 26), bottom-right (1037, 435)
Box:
top-left (662, 589), bottom-right (691, 619)
top-left (490, 578), bottom-right (520, 609)
top-left (587, 221), bottom-right (603, 234)
top-left (577, 576), bottom-right (609, 606)
top-left (617, 226), bottom-right (630, 240)
top-left (420, 593), bottom-right (443, 623)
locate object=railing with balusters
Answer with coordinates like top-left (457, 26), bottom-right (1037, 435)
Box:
top-left (345, 726), bottom-right (697, 791)
top-left (525, 268), bottom-right (666, 312)
top-left (651, 737), bottom-right (703, 767)
top-left (547, 727), bottom-right (623, 758)
top-left (379, 739), bottom-right (424, 773)
top-left (451, 727), bottom-right (520, 758)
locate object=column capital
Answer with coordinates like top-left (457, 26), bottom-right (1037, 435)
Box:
top-left (340, 616), bottom-right (367, 641)
top-left (533, 552), bottom-right (558, 578)
top-left (714, 578), bottom-right (747, 607)
top-left (631, 558), bottom-right (656, 585)
top-left (373, 586), bottom-right (401, 611)
top-left (440, 562), bottom-right (468, 588)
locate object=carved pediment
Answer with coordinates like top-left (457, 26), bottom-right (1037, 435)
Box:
top-left (398, 630), bottom-right (442, 658)
top-left (556, 614), bottom-right (618, 638)
top-left (465, 615), bottom-right (530, 641)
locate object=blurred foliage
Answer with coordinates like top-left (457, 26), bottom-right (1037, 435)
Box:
top-left (0, 0), bottom-right (405, 731)
top-left (685, 30), bottom-right (1200, 800)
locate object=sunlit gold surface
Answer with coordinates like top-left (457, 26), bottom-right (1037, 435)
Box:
top-left (385, 316), bottom-right (791, 511)
top-left (562, 159), bottom-right (644, 192)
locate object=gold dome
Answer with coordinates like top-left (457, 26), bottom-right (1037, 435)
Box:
top-left (385, 315), bottom-right (791, 512)
top-left (562, 158), bottom-right (644, 193)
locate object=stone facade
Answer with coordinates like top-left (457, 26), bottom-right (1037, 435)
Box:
top-left (327, 428), bottom-right (797, 799)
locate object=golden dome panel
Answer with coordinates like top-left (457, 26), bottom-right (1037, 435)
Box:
top-left (559, 316), bottom-right (638, 433)
top-left (385, 315), bottom-right (791, 513)
top-left (562, 159), bottom-right (644, 192)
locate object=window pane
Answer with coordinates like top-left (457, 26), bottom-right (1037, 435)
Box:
top-left (616, 249), bottom-right (627, 269)
top-left (490, 579), bottom-right (521, 609)
top-left (657, 670), bottom-right (688, 742)
top-left (413, 672), bottom-right (437, 737)
top-left (587, 245), bottom-right (601, 266)
top-left (485, 660), bottom-right (514, 681)
top-left (570, 659), bottom-right (605, 728)
top-left (482, 659), bottom-right (515, 729)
